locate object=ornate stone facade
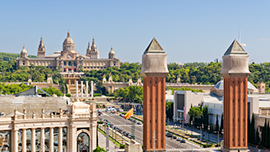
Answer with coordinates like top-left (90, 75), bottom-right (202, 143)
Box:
top-left (16, 32), bottom-right (120, 72)
top-left (0, 98), bottom-right (97, 152)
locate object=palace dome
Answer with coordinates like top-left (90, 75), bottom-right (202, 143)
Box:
top-left (63, 31), bottom-right (74, 45)
top-left (109, 47), bottom-right (115, 55)
top-left (213, 79), bottom-right (257, 91)
top-left (21, 46), bottom-right (27, 54)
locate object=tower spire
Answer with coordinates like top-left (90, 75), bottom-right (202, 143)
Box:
top-left (67, 31), bottom-right (70, 37)
top-left (238, 28), bottom-right (241, 43)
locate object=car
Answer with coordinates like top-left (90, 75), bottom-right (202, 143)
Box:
top-left (173, 136), bottom-right (177, 139)
top-left (116, 108), bottom-right (120, 111)
top-left (130, 135), bottom-right (135, 139)
top-left (110, 124), bottom-right (113, 128)
top-left (166, 133), bottom-right (173, 137)
top-left (111, 110), bottom-right (115, 114)
top-left (113, 126), bottom-right (117, 130)
top-left (176, 138), bottom-right (181, 141)
top-left (123, 131), bottom-right (126, 134)
top-left (137, 122), bottom-right (142, 125)
top-left (118, 129), bottom-right (122, 133)
top-left (124, 132), bottom-right (130, 136)
top-left (181, 139), bottom-right (186, 143)
top-left (104, 119), bottom-right (108, 122)
top-left (100, 111), bottom-right (103, 114)
top-left (100, 118), bottom-right (103, 121)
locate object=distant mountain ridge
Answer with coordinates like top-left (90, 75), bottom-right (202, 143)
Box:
top-left (0, 52), bottom-right (36, 61)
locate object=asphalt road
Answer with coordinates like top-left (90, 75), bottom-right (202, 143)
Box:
top-left (99, 111), bottom-right (211, 152)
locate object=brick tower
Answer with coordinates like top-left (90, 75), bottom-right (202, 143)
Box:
top-left (221, 39), bottom-right (250, 152)
top-left (141, 38), bottom-right (168, 152)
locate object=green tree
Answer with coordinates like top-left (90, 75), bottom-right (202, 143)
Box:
top-left (42, 87), bottom-right (63, 96)
top-left (250, 113), bottom-right (256, 144)
top-left (262, 118), bottom-right (267, 147)
top-left (166, 102), bottom-right (174, 120)
top-left (219, 113), bottom-right (223, 134)
top-left (215, 114), bottom-right (219, 132)
top-left (203, 106), bottom-right (209, 129)
top-left (256, 127), bottom-right (260, 145)
top-left (188, 106), bottom-right (203, 125)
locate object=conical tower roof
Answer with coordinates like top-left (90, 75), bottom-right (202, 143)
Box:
top-left (39, 37), bottom-right (44, 48)
top-left (224, 39), bottom-right (247, 55)
top-left (144, 37), bottom-right (165, 54)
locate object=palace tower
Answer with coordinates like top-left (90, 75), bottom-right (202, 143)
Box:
top-left (221, 39), bottom-right (250, 152)
top-left (141, 38), bottom-right (168, 152)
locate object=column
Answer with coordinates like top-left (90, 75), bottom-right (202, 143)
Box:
top-left (49, 127), bottom-right (54, 152)
top-left (81, 81), bottom-right (84, 97)
top-left (40, 128), bottom-right (44, 152)
top-left (91, 81), bottom-right (94, 98)
top-left (22, 129), bottom-right (26, 152)
top-left (12, 129), bottom-right (18, 152)
top-left (91, 123), bottom-right (97, 151)
top-left (86, 81), bottom-right (89, 97)
top-left (68, 79), bottom-right (71, 85)
top-left (58, 127), bottom-right (63, 152)
top-left (31, 128), bottom-right (35, 152)
top-left (76, 81), bottom-right (78, 98)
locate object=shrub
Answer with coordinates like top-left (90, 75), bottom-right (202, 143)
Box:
top-left (120, 144), bottom-right (125, 149)
top-left (66, 93), bottom-right (71, 97)
top-left (97, 121), bottom-right (104, 124)
top-left (94, 93), bottom-right (102, 97)
top-left (204, 143), bottom-right (213, 147)
top-left (102, 104), bottom-right (106, 108)
top-left (93, 146), bottom-right (106, 152)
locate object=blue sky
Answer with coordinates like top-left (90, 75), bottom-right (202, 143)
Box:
top-left (1, 1), bottom-right (270, 63)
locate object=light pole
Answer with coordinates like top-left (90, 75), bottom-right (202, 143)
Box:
top-left (153, 131), bottom-right (157, 152)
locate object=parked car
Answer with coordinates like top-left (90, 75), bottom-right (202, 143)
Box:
top-left (137, 122), bottom-right (142, 125)
top-left (173, 136), bottom-right (177, 139)
top-left (125, 132), bottom-right (130, 137)
top-left (110, 124), bottom-right (113, 128)
top-left (116, 108), bottom-right (120, 111)
top-left (176, 138), bottom-right (181, 141)
top-left (181, 139), bottom-right (186, 143)
top-left (166, 133), bottom-right (173, 137)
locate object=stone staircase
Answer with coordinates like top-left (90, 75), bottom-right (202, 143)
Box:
top-left (67, 84), bottom-right (81, 95)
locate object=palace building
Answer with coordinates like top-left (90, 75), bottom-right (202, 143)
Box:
top-left (16, 31), bottom-right (120, 73)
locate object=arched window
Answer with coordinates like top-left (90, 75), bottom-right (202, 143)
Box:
top-left (77, 132), bottom-right (89, 152)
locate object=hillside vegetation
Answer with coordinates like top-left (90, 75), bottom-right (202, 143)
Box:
top-left (0, 57), bottom-right (269, 93)
top-left (0, 52), bottom-right (36, 61)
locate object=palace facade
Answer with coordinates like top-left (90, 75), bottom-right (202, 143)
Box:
top-left (16, 31), bottom-right (120, 72)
